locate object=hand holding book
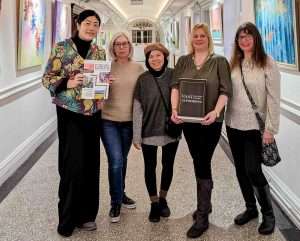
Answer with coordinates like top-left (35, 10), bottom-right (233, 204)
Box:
top-left (199, 110), bottom-right (218, 125)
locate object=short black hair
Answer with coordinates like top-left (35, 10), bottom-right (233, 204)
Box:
top-left (77, 10), bottom-right (101, 25)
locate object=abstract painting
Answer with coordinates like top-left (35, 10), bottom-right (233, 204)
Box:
top-left (255, 0), bottom-right (297, 66)
top-left (53, 0), bottom-right (71, 45)
top-left (18, 0), bottom-right (46, 69)
top-left (209, 3), bottom-right (223, 43)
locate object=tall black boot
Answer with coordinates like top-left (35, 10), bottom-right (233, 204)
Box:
top-left (253, 185), bottom-right (275, 235)
top-left (187, 179), bottom-right (213, 238)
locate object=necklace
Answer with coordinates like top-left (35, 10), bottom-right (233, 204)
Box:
top-left (193, 54), bottom-right (209, 70)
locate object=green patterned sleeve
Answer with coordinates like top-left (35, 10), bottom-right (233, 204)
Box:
top-left (42, 43), bottom-right (66, 96)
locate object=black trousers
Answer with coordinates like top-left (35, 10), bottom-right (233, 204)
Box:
top-left (56, 106), bottom-right (101, 231)
top-left (226, 126), bottom-right (268, 208)
top-left (183, 122), bottom-right (222, 180)
top-left (141, 141), bottom-right (179, 197)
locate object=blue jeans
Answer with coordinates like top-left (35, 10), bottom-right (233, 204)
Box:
top-left (101, 119), bottom-right (133, 205)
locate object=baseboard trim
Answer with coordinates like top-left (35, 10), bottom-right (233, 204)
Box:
top-left (220, 133), bottom-right (300, 230)
top-left (264, 168), bottom-right (300, 229)
top-left (0, 116), bottom-right (57, 187)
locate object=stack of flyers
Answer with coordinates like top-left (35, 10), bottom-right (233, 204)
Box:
top-left (81, 60), bottom-right (111, 100)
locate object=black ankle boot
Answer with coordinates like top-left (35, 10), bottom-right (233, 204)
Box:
top-left (159, 197), bottom-right (170, 217)
top-left (187, 179), bottom-right (213, 238)
top-left (149, 202), bottom-right (160, 222)
top-left (234, 207), bottom-right (258, 225)
top-left (253, 185), bottom-right (275, 235)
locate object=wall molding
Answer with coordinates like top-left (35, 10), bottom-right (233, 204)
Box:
top-left (280, 98), bottom-right (300, 125)
top-left (221, 133), bottom-right (300, 229)
top-left (264, 168), bottom-right (300, 229)
top-left (0, 116), bottom-right (57, 186)
top-left (0, 77), bottom-right (42, 106)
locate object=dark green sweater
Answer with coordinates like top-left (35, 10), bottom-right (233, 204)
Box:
top-left (172, 53), bottom-right (232, 122)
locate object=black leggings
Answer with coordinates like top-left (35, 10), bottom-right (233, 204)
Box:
top-left (141, 141), bottom-right (179, 197)
top-left (183, 122), bottom-right (222, 180)
top-left (226, 127), bottom-right (268, 185)
top-left (226, 126), bottom-right (268, 206)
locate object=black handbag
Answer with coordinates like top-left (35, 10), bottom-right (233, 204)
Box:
top-left (239, 64), bottom-right (281, 167)
top-left (152, 77), bottom-right (182, 139)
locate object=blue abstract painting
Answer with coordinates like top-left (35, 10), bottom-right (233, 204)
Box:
top-left (255, 0), bottom-right (296, 65)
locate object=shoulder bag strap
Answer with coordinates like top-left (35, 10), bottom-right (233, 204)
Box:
top-left (152, 76), bottom-right (171, 115)
top-left (239, 62), bottom-right (265, 131)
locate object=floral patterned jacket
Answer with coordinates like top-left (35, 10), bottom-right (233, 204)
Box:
top-left (42, 38), bottom-right (106, 115)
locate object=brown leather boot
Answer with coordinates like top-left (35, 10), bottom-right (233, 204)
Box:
top-left (187, 179), bottom-right (213, 238)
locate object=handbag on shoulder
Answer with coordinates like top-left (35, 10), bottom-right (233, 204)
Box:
top-left (152, 77), bottom-right (182, 139)
top-left (239, 64), bottom-right (281, 167)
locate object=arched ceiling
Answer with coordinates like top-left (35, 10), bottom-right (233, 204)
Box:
top-left (76, 0), bottom-right (195, 24)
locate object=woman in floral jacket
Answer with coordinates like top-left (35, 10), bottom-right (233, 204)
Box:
top-left (42, 10), bottom-right (105, 237)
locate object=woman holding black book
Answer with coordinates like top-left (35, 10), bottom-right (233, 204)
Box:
top-left (225, 22), bottom-right (280, 235)
top-left (133, 43), bottom-right (180, 223)
top-left (170, 23), bottom-right (232, 238)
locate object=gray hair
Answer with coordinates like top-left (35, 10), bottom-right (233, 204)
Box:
top-left (109, 32), bottom-right (134, 60)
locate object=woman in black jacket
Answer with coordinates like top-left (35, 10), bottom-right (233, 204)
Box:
top-left (133, 43), bottom-right (180, 222)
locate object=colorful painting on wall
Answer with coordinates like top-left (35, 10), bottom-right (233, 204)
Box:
top-left (209, 3), bottom-right (223, 43)
top-left (255, 0), bottom-right (297, 67)
top-left (18, 0), bottom-right (46, 70)
top-left (53, 0), bottom-right (71, 45)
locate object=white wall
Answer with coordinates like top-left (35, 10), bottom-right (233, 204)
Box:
top-left (0, 0), bottom-right (56, 186)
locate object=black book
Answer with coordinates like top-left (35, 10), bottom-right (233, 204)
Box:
top-left (178, 78), bottom-right (206, 122)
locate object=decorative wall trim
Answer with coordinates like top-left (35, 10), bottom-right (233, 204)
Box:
top-left (264, 168), bottom-right (300, 229)
top-left (221, 133), bottom-right (300, 229)
top-left (0, 77), bottom-right (42, 106)
top-left (0, 117), bottom-right (57, 186)
top-left (280, 98), bottom-right (300, 125)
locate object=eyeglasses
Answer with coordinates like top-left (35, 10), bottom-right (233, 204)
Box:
top-left (238, 34), bottom-right (253, 41)
top-left (114, 42), bottom-right (129, 48)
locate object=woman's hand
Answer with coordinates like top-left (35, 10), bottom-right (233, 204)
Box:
top-left (96, 100), bottom-right (104, 109)
top-left (263, 130), bottom-right (274, 144)
top-left (133, 143), bottom-right (141, 150)
top-left (108, 74), bottom-right (117, 84)
top-left (171, 109), bottom-right (183, 124)
top-left (200, 110), bottom-right (217, 125)
top-left (67, 73), bottom-right (84, 88)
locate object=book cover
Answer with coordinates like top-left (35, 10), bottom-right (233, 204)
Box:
top-left (81, 60), bottom-right (111, 100)
top-left (178, 78), bottom-right (206, 123)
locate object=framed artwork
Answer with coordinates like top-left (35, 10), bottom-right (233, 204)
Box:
top-left (17, 0), bottom-right (46, 70)
top-left (52, 0), bottom-right (71, 45)
top-left (255, 0), bottom-right (299, 70)
top-left (209, 3), bottom-right (223, 44)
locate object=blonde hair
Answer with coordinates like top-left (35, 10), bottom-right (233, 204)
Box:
top-left (188, 23), bottom-right (214, 55)
top-left (109, 32), bottom-right (134, 60)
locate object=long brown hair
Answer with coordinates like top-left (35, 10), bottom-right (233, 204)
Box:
top-left (230, 22), bottom-right (267, 69)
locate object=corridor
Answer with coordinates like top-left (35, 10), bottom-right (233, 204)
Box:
top-left (0, 138), bottom-right (287, 241)
top-left (1, 0), bottom-right (300, 240)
